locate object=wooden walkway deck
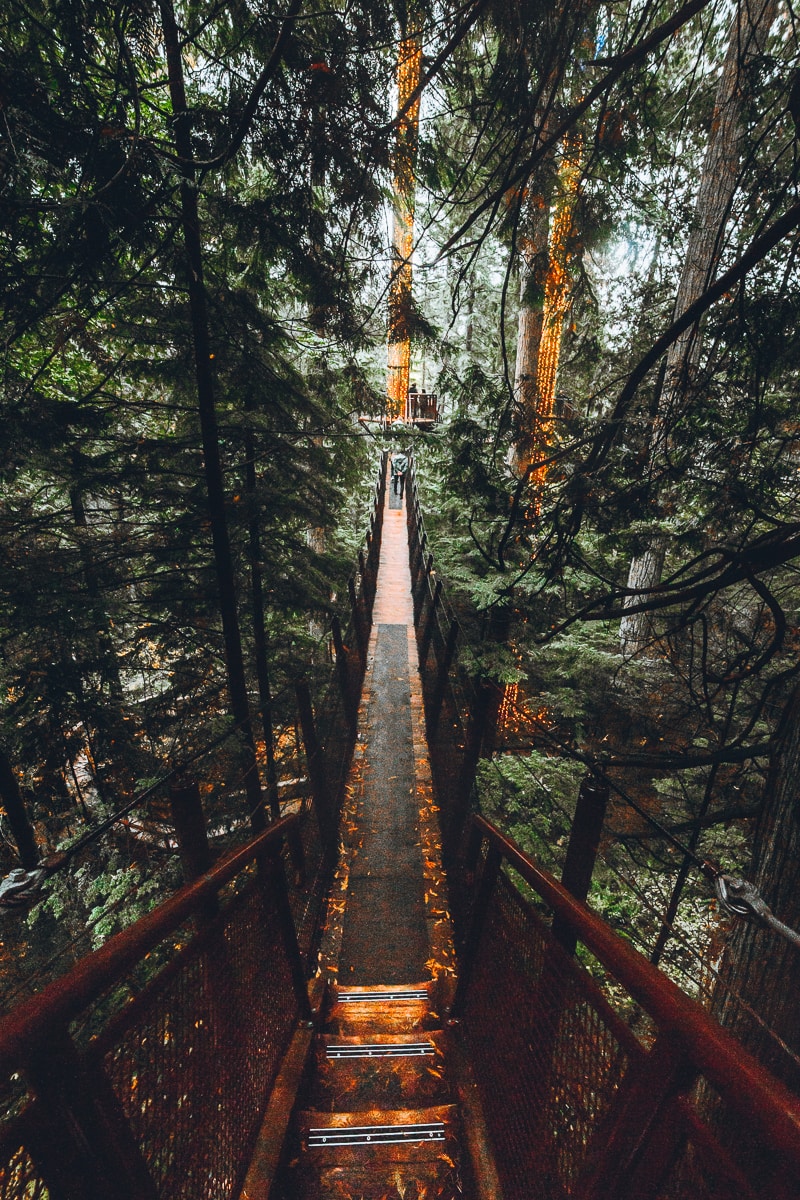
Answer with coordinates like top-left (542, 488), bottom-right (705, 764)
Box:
top-left (259, 465), bottom-right (497, 1200)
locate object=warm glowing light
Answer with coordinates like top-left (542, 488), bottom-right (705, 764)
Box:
top-left (523, 135), bottom-right (582, 508)
top-left (387, 32), bottom-right (422, 419)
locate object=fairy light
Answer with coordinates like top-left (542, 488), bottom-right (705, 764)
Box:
top-left (499, 682), bottom-right (519, 730)
top-left (523, 135), bottom-right (582, 509)
top-left (387, 32), bottom-right (422, 419)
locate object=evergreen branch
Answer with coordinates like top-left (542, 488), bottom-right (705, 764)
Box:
top-left (439, 0), bottom-right (715, 256)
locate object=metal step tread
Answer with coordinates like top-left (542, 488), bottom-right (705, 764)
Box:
top-left (326, 1040), bottom-right (436, 1060)
top-left (336, 987), bottom-right (429, 1003)
top-left (308, 1120), bottom-right (446, 1147)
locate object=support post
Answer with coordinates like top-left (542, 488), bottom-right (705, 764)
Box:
top-left (169, 778), bottom-right (212, 883)
top-left (449, 840), bottom-right (503, 1019)
top-left (348, 576), bottom-right (366, 665)
top-left (419, 578), bottom-right (442, 667)
top-left (264, 841), bottom-right (313, 1023)
top-left (295, 680), bottom-right (336, 847)
top-left (428, 619), bottom-right (460, 736)
top-left (576, 1033), bottom-right (696, 1200)
top-left (24, 1025), bottom-right (159, 1200)
top-left (331, 615), bottom-right (357, 729)
top-left (449, 680), bottom-right (502, 844)
top-left (413, 552), bottom-right (434, 622)
top-left (553, 775), bottom-right (609, 956)
top-left (410, 525), bottom-right (426, 585)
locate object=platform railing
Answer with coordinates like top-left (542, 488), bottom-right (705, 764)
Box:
top-left (406, 457), bottom-right (800, 1200)
top-left (0, 453), bottom-right (390, 1200)
top-left (452, 818), bottom-right (800, 1200)
top-left (0, 816), bottom-right (306, 1200)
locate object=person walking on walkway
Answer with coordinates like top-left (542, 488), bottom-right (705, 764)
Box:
top-left (391, 451), bottom-right (408, 497)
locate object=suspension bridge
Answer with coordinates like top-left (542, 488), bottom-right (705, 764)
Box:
top-left (0, 453), bottom-right (799, 1200)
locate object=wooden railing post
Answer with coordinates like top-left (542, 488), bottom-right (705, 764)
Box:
top-left (413, 524), bottom-right (427, 580)
top-left (295, 680), bottom-right (336, 847)
top-left (428, 619), bottom-right (460, 735)
top-left (419, 578), bottom-right (442, 667)
top-left (348, 576), bottom-right (366, 665)
top-left (553, 775), bottom-right (609, 956)
top-left (169, 777), bottom-right (218, 923)
top-left (169, 778), bottom-right (213, 883)
top-left (331, 615), bottom-right (357, 731)
top-left (450, 680), bottom-right (502, 843)
top-left (263, 841), bottom-right (314, 1024)
top-left (24, 1025), bottom-right (159, 1200)
top-left (449, 838), bottom-right (502, 1019)
top-left (576, 1033), bottom-right (696, 1200)
top-left (413, 552), bottom-right (434, 621)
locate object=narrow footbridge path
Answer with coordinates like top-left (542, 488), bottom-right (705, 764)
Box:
top-left (0, 455), bottom-right (799, 1200)
top-left (267, 468), bottom-right (477, 1199)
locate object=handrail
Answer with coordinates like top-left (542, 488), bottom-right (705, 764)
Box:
top-left (0, 814), bottom-right (299, 1069)
top-left (470, 813), bottom-right (800, 1170)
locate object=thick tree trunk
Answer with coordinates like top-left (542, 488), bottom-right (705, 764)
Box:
top-left (387, 25), bottom-right (422, 419)
top-left (620, 0), bottom-right (778, 654)
top-left (243, 423), bottom-right (281, 820)
top-left (512, 183), bottom-right (550, 469)
top-left (159, 0), bottom-right (265, 831)
top-left (0, 746), bottom-right (39, 869)
top-left (711, 682), bottom-right (800, 1120)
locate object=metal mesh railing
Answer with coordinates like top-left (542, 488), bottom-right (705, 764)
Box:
top-left (94, 880), bottom-right (295, 1200)
top-left (0, 820), bottom-right (305, 1200)
top-left (462, 871), bottom-right (635, 1199)
top-left (454, 818), bottom-right (800, 1200)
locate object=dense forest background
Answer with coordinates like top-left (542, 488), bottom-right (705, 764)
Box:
top-left (1, 0), bottom-right (799, 1091)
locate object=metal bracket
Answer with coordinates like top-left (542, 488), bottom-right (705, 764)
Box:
top-left (714, 874), bottom-right (800, 951)
top-left (0, 867), bottom-right (47, 909)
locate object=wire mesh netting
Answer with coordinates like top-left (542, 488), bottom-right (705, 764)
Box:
top-left (461, 872), bottom-right (635, 1200)
top-left (0, 1138), bottom-right (48, 1200)
top-left (95, 879), bottom-right (296, 1200)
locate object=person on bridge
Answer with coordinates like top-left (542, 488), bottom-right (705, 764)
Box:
top-left (391, 450), bottom-right (408, 497)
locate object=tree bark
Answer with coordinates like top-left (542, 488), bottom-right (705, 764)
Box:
top-left (159, 0), bottom-right (265, 831)
top-left (243, 418), bottom-right (280, 820)
top-left (0, 746), bottom-right (39, 869)
top-left (387, 23), bottom-right (422, 420)
top-left (620, 0), bottom-right (778, 654)
top-left (712, 681), bottom-right (800, 1108)
top-left (512, 181), bottom-right (551, 467)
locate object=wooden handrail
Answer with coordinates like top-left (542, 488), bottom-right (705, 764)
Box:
top-left (471, 813), bottom-right (800, 1169)
top-left (0, 814), bottom-right (299, 1068)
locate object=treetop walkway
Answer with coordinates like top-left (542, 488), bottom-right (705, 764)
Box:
top-left (0, 454), bottom-right (799, 1200)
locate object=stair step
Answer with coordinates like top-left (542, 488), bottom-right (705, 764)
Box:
top-left (308, 1119), bottom-right (446, 1147)
top-left (326, 1039), bottom-right (436, 1059)
top-left (326, 981), bottom-right (440, 1037)
top-left (297, 1104), bottom-right (461, 1164)
top-left (336, 987), bottom-right (429, 1003)
top-left (310, 1032), bottom-right (452, 1111)
top-left (287, 1160), bottom-right (465, 1200)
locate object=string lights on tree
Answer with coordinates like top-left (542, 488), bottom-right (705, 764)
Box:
top-left (387, 27), bottom-right (422, 420)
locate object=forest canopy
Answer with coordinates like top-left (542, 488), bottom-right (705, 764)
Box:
top-left (1, 0), bottom-right (799, 1085)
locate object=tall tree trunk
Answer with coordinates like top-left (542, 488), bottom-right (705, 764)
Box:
top-left (711, 682), bottom-right (800, 1125)
top-left (243, 417), bottom-right (281, 820)
top-left (159, 0), bottom-right (265, 832)
top-left (68, 468), bottom-right (136, 799)
top-left (512, 179), bottom-right (551, 466)
top-left (387, 21), bottom-right (422, 420)
top-left (512, 127), bottom-right (581, 501)
top-left (0, 746), bottom-right (39, 869)
top-left (620, 0), bottom-right (778, 654)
